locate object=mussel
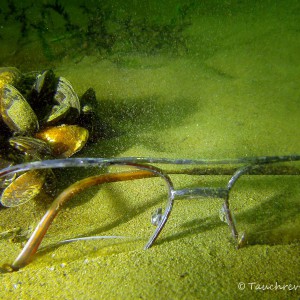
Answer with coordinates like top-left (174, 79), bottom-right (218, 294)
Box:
top-left (0, 67), bottom-right (22, 90)
top-left (36, 125), bottom-right (89, 158)
top-left (45, 77), bottom-right (81, 125)
top-left (0, 170), bottom-right (47, 207)
top-left (0, 67), bottom-right (100, 207)
top-left (0, 84), bottom-right (39, 135)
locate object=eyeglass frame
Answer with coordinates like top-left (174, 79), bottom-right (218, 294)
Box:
top-left (0, 154), bottom-right (299, 271)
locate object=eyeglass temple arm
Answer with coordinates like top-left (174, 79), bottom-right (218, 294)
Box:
top-left (6, 170), bottom-right (156, 272)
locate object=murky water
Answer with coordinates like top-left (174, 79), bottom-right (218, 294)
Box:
top-left (0, 1), bottom-right (299, 299)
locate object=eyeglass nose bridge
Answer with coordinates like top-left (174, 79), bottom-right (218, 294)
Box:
top-left (173, 187), bottom-right (239, 244)
top-left (149, 187), bottom-right (229, 234)
top-left (145, 186), bottom-right (232, 249)
top-left (172, 187), bottom-right (229, 200)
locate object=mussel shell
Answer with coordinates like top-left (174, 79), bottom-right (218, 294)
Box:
top-left (32, 69), bottom-right (56, 96)
top-left (45, 103), bottom-right (69, 124)
top-left (28, 70), bottom-right (57, 119)
top-left (78, 88), bottom-right (104, 142)
top-left (80, 87), bottom-right (98, 108)
top-left (0, 84), bottom-right (39, 134)
top-left (45, 77), bottom-right (80, 125)
top-left (9, 136), bottom-right (52, 157)
top-left (0, 170), bottom-right (46, 207)
top-left (35, 124), bottom-right (89, 158)
top-left (0, 67), bottom-right (21, 90)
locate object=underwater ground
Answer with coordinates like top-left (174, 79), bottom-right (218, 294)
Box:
top-left (0, 0), bottom-right (299, 299)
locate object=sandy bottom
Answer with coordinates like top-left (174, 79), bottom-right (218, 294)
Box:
top-left (0, 1), bottom-right (299, 299)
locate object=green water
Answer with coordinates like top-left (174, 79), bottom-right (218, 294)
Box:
top-left (0, 1), bottom-right (299, 299)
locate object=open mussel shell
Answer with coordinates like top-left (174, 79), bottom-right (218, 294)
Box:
top-left (28, 70), bottom-right (57, 118)
top-left (32, 69), bottom-right (56, 96)
top-left (45, 77), bottom-right (80, 125)
top-left (0, 67), bottom-right (22, 90)
top-left (0, 84), bottom-right (39, 135)
top-left (0, 170), bottom-right (46, 207)
top-left (35, 124), bottom-right (89, 158)
top-left (9, 136), bottom-right (52, 158)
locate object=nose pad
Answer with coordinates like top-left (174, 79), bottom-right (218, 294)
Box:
top-left (151, 207), bottom-right (163, 226)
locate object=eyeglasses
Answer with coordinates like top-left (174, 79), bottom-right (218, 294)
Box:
top-left (0, 154), bottom-right (299, 272)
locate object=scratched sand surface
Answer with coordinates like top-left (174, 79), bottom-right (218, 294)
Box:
top-left (0, 1), bottom-right (300, 299)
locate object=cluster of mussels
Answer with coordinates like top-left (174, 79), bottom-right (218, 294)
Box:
top-left (0, 67), bottom-right (101, 208)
